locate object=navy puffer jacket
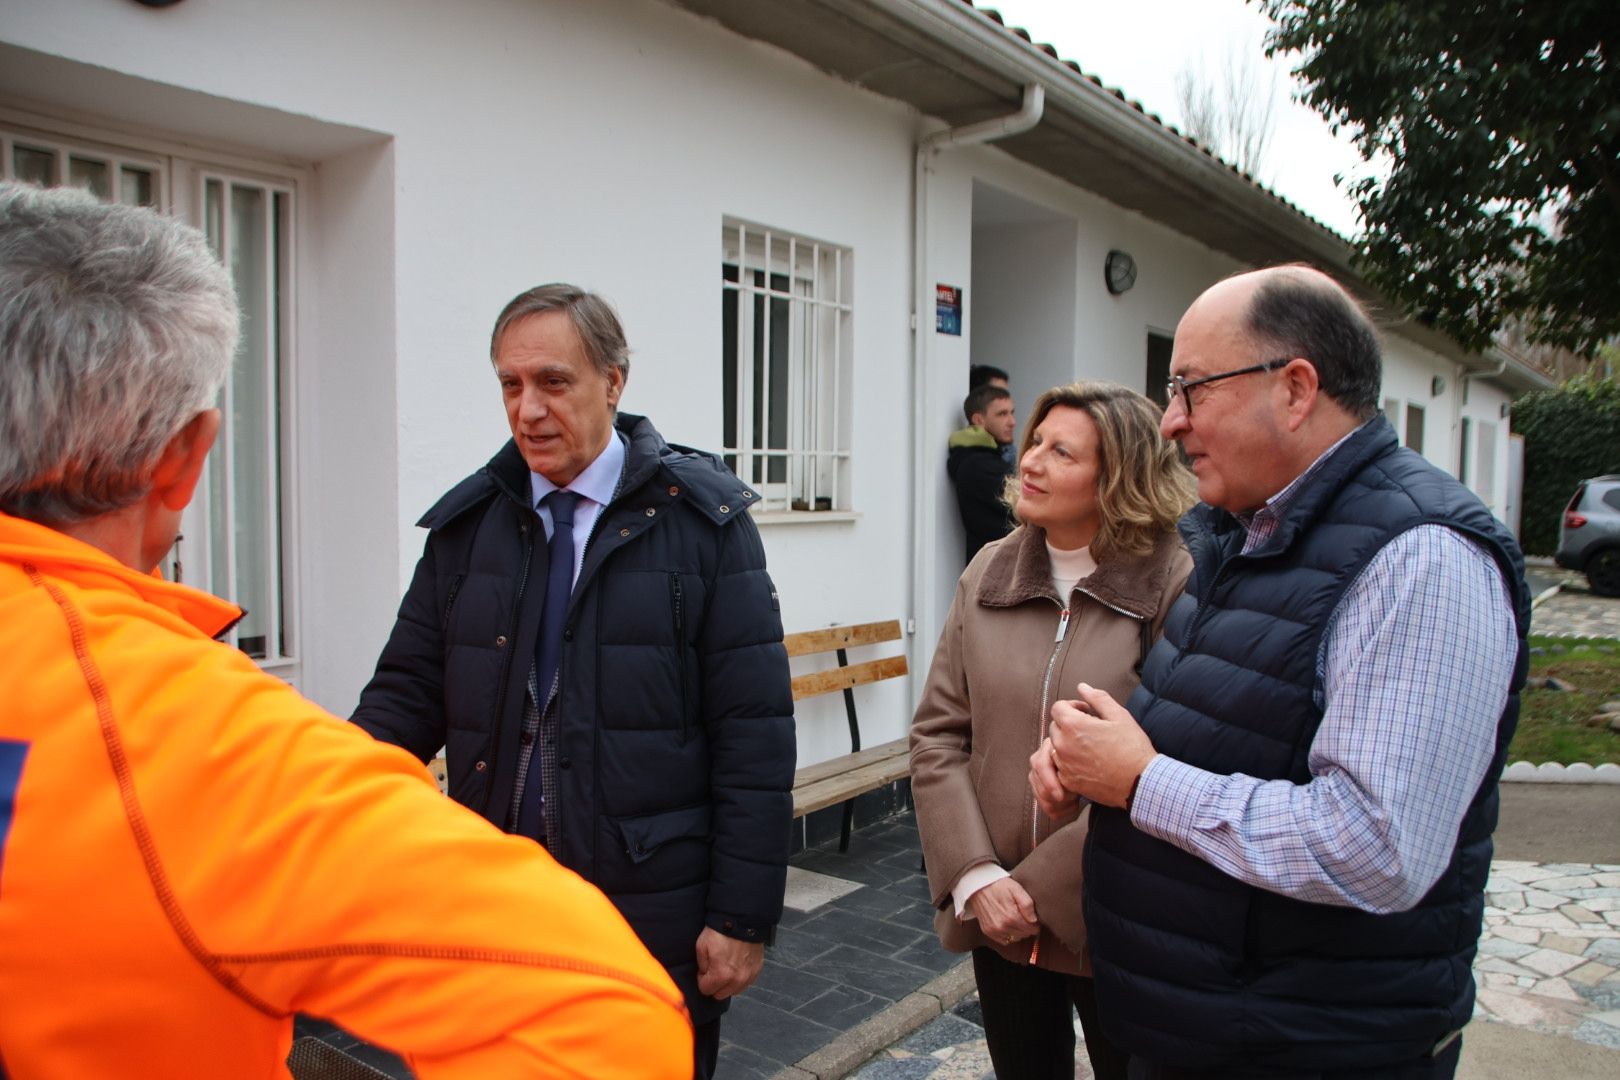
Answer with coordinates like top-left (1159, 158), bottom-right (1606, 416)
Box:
top-left (353, 413), bottom-right (796, 1024)
top-left (1085, 418), bottom-right (1529, 1070)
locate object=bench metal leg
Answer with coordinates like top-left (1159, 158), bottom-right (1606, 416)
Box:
top-left (837, 645), bottom-right (861, 853)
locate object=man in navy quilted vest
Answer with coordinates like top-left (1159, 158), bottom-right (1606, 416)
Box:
top-left (1031, 264), bottom-right (1528, 1078)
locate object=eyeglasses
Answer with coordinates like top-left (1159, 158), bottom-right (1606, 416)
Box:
top-left (1164, 358), bottom-right (1291, 417)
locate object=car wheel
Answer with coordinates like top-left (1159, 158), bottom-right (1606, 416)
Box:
top-left (1586, 548), bottom-right (1620, 598)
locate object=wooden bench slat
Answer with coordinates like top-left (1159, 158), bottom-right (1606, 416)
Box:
top-left (784, 619), bottom-right (903, 657)
top-left (791, 654), bottom-right (908, 701)
top-left (792, 747), bottom-right (912, 817)
top-left (784, 620), bottom-right (912, 844)
top-left (791, 737), bottom-right (910, 789)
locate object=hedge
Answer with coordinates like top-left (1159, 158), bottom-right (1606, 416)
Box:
top-left (1511, 375), bottom-right (1620, 556)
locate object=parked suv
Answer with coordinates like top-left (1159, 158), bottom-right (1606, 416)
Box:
top-left (1556, 475), bottom-right (1620, 597)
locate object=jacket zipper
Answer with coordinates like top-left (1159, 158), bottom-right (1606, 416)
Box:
top-left (1034, 597), bottom-right (1073, 844)
top-left (441, 573), bottom-right (466, 631)
top-left (1024, 590), bottom-right (1147, 965)
top-left (670, 571), bottom-right (689, 743)
top-left (1025, 595), bottom-right (1077, 966)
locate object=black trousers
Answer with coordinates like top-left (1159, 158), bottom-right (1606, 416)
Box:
top-left (971, 947), bottom-right (1129, 1080)
top-left (692, 1018), bottom-right (721, 1080)
top-left (1125, 1033), bottom-right (1462, 1080)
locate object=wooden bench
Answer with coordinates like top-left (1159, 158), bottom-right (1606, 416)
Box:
top-left (786, 619), bottom-right (911, 852)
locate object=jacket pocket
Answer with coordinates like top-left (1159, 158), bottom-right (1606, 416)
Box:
top-left (614, 804), bottom-right (713, 865)
top-left (441, 572), bottom-right (466, 632)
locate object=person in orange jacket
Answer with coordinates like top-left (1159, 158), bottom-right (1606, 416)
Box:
top-left (0, 181), bottom-right (693, 1078)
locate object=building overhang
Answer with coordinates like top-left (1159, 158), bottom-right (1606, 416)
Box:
top-left (664, 0), bottom-right (1553, 394)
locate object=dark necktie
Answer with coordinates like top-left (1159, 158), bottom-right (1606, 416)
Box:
top-left (516, 488), bottom-right (579, 840)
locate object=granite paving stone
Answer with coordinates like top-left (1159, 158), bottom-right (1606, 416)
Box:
top-left (723, 995), bottom-right (843, 1066)
top-left (785, 865), bottom-right (867, 913)
top-left (772, 790), bottom-right (1620, 1076)
top-left (1520, 947), bottom-right (1589, 977)
top-left (798, 906), bottom-right (931, 957)
top-left (1566, 961), bottom-right (1616, 986)
top-left (1544, 932), bottom-right (1597, 954)
top-left (894, 1014), bottom-right (987, 1055)
top-left (710, 1041), bottom-right (788, 1080)
top-left (766, 921), bottom-right (849, 969)
top-left (892, 937), bottom-right (966, 975)
top-left (1530, 977), bottom-right (1585, 1002)
top-left (795, 984), bottom-right (889, 1031)
top-left (882, 899), bottom-right (945, 937)
top-left (801, 944), bottom-right (942, 1002)
top-left (1584, 937), bottom-right (1620, 963)
top-left (747, 961), bottom-right (846, 1013)
top-left (851, 1056), bottom-right (948, 1079)
top-left (831, 881), bottom-right (925, 921)
top-left (1574, 1018), bottom-right (1620, 1049)
top-left (1478, 936), bottom-right (1537, 959)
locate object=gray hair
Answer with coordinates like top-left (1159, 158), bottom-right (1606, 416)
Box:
top-left (489, 283), bottom-right (630, 379)
top-left (1243, 265), bottom-right (1383, 420)
top-left (0, 182), bottom-right (238, 525)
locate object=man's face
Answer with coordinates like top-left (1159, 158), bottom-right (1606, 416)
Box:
top-left (495, 311), bottom-right (624, 486)
top-left (1160, 282), bottom-right (1289, 513)
top-left (977, 396), bottom-right (1017, 446)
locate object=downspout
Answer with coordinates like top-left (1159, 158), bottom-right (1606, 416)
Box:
top-left (907, 82), bottom-right (1044, 692)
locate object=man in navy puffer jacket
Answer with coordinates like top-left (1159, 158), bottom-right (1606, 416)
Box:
top-left (1032, 265), bottom-right (1527, 1078)
top-left (353, 284), bottom-right (796, 1079)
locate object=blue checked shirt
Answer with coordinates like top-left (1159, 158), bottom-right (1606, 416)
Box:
top-left (1132, 429), bottom-right (1518, 914)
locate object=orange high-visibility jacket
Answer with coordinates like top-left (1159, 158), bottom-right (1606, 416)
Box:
top-left (0, 513), bottom-right (692, 1079)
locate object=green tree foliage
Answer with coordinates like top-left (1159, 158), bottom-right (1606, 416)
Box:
top-left (1510, 375), bottom-right (1620, 555)
top-left (1256, 1), bottom-right (1619, 355)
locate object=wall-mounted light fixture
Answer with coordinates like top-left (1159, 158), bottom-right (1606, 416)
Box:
top-left (1104, 249), bottom-right (1137, 295)
top-left (1430, 375), bottom-right (1447, 397)
top-left (1500, 402), bottom-right (1511, 419)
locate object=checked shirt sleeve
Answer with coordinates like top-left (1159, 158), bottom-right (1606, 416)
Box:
top-left (1131, 525), bottom-right (1517, 913)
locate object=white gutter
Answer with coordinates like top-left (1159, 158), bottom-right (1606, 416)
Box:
top-left (907, 80), bottom-right (1044, 694)
top-left (920, 81), bottom-right (1045, 152)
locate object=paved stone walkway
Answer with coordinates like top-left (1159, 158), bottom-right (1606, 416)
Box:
top-left (1527, 562), bottom-right (1620, 639)
top-left (1476, 861), bottom-right (1620, 1049)
top-left (851, 860), bottom-right (1620, 1078)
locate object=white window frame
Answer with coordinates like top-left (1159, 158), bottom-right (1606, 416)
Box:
top-left (721, 219), bottom-right (853, 515)
top-left (2, 114), bottom-right (303, 677)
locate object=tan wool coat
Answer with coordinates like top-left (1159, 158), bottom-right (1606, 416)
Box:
top-left (910, 523), bottom-right (1192, 975)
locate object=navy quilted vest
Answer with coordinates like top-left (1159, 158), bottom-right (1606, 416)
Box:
top-left (1084, 417), bottom-right (1529, 1071)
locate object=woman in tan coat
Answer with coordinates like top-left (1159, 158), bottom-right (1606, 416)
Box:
top-left (911, 381), bottom-right (1194, 1080)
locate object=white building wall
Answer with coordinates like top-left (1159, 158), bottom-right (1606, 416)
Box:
top-left (1, 0), bottom-right (921, 767)
top-left (1382, 335), bottom-right (1515, 524)
top-left (919, 144), bottom-right (1241, 652)
top-left (1, 0), bottom-right (1527, 766)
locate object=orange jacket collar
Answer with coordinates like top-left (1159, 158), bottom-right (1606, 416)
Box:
top-left (0, 511), bottom-right (242, 639)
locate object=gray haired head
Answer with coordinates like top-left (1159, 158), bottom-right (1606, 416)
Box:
top-left (0, 182), bottom-right (239, 526)
top-left (489, 283), bottom-right (631, 379)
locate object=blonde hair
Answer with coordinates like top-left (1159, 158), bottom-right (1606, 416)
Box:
top-left (1007, 381), bottom-right (1194, 559)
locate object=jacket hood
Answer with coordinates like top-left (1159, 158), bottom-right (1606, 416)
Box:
top-left (975, 522), bottom-right (1183, 622)
top-left (0, 511), bottom-right (242, 638)
top-left (948, 424), bottom-right (1000, 450)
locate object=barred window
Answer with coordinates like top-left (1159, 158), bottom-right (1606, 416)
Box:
top-left (721, 220), bottom-right (852, 513)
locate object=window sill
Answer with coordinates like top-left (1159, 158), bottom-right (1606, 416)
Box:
top-left (751, 510), bottom-right (861, 526)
